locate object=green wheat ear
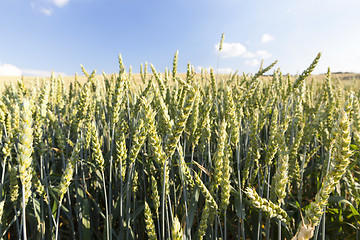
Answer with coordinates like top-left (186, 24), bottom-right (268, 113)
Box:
top-left (219, 33), bottom-right (225, 51)
top-left (245, 187), bottom-right (289, 223)
top-left (197, 201), bottom-right (211, 240)
top-left (213, 120), bottom-right (227, 189)
top-left (58, 138), bottom-right (82, 202)
top-left (17, 99), bottom-right (34, 206)
top-left (291, 52), bottom-right (321, 93)
top-left (8, 163), bottom-right (19, 204)
top-left (172, 216), bottom-right (183, 240)
top-left (144, 201), bottom-right (157, 240)
top-left (173, 50), bottom-right (179, 79)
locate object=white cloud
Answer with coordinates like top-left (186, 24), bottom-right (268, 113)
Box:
top-left (245, 59), bottom-right (260, 67)
top-left (215, 41), bottom-right (272, 61)
top-left (261, 34), bottom-right (275, 43)
top-left (31, 2), bottom-right (53, 15)
top-left (217, 67), bottom-right (234, 74)
top-left (39, 7), bottom-right (53, 15)
top-left (216, 42), bottom-right (247, 58)
top-left (0, 62), bottom-right (67, 77)
top-left (196, 66), bottom-right (234, 74)
top-left (0, 63), bottom-right (22, 76)
top-left (31, 0), bottom-right (69, 15)
top-left (52, 0), bottom-right (69, 8)
top-left (256, 50), bottom-right (272, 59)
top-left (22, 69), bottom-right (67, 77)
top-left (212, 40), bottom-right (272, 69)
top-left (243, 52), bottom-right (256, 58)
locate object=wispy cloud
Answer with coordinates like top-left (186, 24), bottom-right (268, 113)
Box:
top-left (0, 62), bottom-right (67, 76)
top-left (32, 0), bottom-right (70, 15)
top-left (213, 40), bottom-right (272, 70)
top-left (256, 50), bottom-right (272, 59)
top-left (217, 67), bottom-right (234, 74)
top-left (52, 0), bottom-right (69, 8)
top-left (22, 69), bottom-right (67, 77)
top-left (197, 66), bottom-right (235, 74)
top-left (244, 59), bottom-right (260, 67)
top-left (39, 7), bottom-right (53, 16)
top-left (215, 42), bottom-right (247, 58)
top-left (243, 52), bottom-right (256, 58)
top-left (0, 63), bottom-right (22, 76)
top-left (261, 34), bottom-right (274, 43)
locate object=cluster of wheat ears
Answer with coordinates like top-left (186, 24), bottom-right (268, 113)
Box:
top-left (0, 48), bottom-right (359, 240)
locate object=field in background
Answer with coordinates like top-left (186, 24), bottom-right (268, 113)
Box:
top-left (1, 72), bottom-right (359, 91)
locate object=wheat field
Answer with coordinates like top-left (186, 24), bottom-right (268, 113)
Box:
top-left (0, 52), bottom-right (359, 240)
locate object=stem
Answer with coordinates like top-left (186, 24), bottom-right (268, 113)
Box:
top-left (102, 171), bottom-right (110, 240)
top-left (216, 214), bottom-right (224, 239)
top-left (236, 143), bottom-right (245, 240)
top-left (178, 146), bottom-right (191, 240)
top-left (215, 190), bottom-right (218, 238)
top-left (0, 156), bottom-right (7, 236)
top-left (265, 165), bottom-right (271, 240)
top-left (257, 171), bottom-right (265, 240)
top-left (125, 163), bottom-right (134, 240)
top-left (108, 125), bottom-right (116, 240)
top-left (21, 184), bottom-right (27, 240)
top-left (278, 219), bottom-right (281, 240)
top-left (161, 159), bottom-right (167, 240)
top-left (322, 210), bottom-right (325, 240)
top-left (41, 154), bottom-right (56, 235)
top-left (190, 146), bottom-right (194, 176)
top-left (55, 200), bottom-right (62, 240)
top-left (119, 152), bottom-right (123, 237)
top-left (166, 197), bottom-right (172, 239)
top-left (15, 207), bottom-right (20, 240)
top-left (157, 216), bottom-right (161, 240)
top-left (224, 210), bottom-right (227, 240)
top-left (298, 145), bottom-right (307, 208)
top-left (0, 157), bottom-right (7, 197)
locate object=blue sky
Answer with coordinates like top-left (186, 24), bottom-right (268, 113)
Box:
top-left (1, 0), bottom-right (360, 76)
